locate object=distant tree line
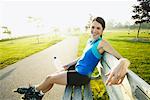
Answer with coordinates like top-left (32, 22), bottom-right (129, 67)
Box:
top-left (130, 23), bottom-right (150, 29)
top-left (106, 22), bottom-right (150, 30)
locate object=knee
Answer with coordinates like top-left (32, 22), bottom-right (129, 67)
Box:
top-left (46, 75), bottom-right (52, 81)
top-left (46, 75), bottom-right (55, 83)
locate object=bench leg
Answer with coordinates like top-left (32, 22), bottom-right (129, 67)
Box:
top-left (84, 84), bottom-right (93, 100)
top-left (72, 86), bottom-right (82, 100)
top-left (62, 85), bottom-right (73, 100)
top-left (62, 84), bottom-right (93, 100)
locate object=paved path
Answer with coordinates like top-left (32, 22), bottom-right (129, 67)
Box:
top-left (0, 36), bottom-right (79, 100)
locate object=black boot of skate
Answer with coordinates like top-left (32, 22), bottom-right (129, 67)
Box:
top-left (14, 86), bottom-right (44, 100)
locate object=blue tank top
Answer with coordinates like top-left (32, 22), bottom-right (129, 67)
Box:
top-left (75, 37), bottom-right (102, 76)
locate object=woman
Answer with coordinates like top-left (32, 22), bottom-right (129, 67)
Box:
top-left (15, 17), bottom-right (130, 100)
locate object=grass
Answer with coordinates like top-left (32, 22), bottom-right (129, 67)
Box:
top-left (104, 30), bottom-right (150, 84)
top-left (0, 34), bottom-right (64, 69)
top-left (77, 30), bottom-right (150, 100)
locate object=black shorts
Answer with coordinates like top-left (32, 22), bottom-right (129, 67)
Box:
top-left (67, 64), bottom-right (90, 86)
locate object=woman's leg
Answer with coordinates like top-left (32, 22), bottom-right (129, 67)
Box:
top-left (36, 71), bottom-right (67, 93)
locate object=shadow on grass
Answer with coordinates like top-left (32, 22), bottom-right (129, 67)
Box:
top-left (0, 68), bottom-right (16, 80)
top-left (117, 35), bottom-right (136, 38)
top-left (0, 35), bottom-right (42, 42)
top-left (31, 42), bottom-right (45, 44)
top-left (117, 35), bottom-right (150, 39)
top-left (108, 38), bottom-right (150, 44)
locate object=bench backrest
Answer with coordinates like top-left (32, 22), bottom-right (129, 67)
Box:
top-left (97, 52), bottom-right (150, 100)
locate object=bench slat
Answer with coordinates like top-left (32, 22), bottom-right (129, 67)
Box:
top-left (84, 84), bottom-right (93, 100)
top-left (102, 52), bottom-right (119, 69)
top-left (99, 52), bottom-right (150, 100)
top-left (135, 86), bottom-right (150, 100)
top-left (72, 86), bottom-right (82, 100)
top-left (127, 70), bottom-right (150, 99)
top-left (62, 85), bottom-right (73, 100)
top-left (99, 53), bottom-right (135, 100)
top-left (101, 61), bottom-right (131, 100)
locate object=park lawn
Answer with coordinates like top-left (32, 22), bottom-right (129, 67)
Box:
top-left (0, 34), bottom-right (63, 69)
top-left (77, 30), bottom-right (150, 99)
top-left (104, 30), bottom-right (150, 84)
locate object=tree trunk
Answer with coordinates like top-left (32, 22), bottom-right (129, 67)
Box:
top-left (35, 35), bottom-right (40, 44)
top-left (137, 23), bottom-right (141, 38)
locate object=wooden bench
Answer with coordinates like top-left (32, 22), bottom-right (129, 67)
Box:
top-left (62, 83), bottom-right (93, 100)
top-left (62, 66), bottom-right (100, 100)
top-left (62, 52), bottom-right (150, 100)
top-left (62, 71), bottom-right (100, 100)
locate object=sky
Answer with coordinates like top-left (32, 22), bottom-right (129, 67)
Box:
top-left (0, 0), bottom-right (137, 38)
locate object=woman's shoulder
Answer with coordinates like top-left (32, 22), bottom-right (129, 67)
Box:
top-left (99, 39), bottom-right (110, 47)
top-left (100, 39), bottom-right (107, 44)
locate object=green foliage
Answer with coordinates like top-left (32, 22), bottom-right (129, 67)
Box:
top-left (132, 0), bottom-right (150, 24)
top-left (0, 34), bottom-right (63, 69)
top-left (130, 23), bottom-right (150, 29)
top-left (91, 69), bottom-right (109, 100)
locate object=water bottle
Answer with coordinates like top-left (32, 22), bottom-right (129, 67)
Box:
top-left (53, 56), bottom-right (62, 70)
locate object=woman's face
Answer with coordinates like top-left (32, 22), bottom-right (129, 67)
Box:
top-left (90, 21), bottom-right (104, 40)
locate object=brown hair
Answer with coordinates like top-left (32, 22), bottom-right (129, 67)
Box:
top-left (92, 17), bottom-right (105, 30)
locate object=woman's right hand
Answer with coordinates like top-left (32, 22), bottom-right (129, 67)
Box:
top-left (55, 65), bottom-right (68, 73)
top-left (105, 58), bottom-right (130, 86)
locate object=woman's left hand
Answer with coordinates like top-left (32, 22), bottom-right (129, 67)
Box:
top-left (105, 58), bottom-right (130, 86)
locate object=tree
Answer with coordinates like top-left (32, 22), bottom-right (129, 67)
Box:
top-left (1, 26), bottom-right (13, 43)
top-left (52, 27), bottom-right (60, 34)
top-left (115, 22), bottom-right (123, 29)
top-left (106, 20), bottom-right (115, 30)
top-left (1, 26), bottom-right (12, 38)
top-left (132, 0), bottom-right (150, 38)
top-left (85, 13), bottom-right (93, 32)
top-left (27, 16), bottom-right (43, 44)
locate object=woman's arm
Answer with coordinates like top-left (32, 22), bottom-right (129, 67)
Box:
top-left (55, 57), bottom-right (80, 73)
top-left (98, 39), bottom-right (123, 59)
top-left (56, 57), bottom-right (80, 72)
top-left (63, 57), bottom-right (80, 70)
top-left (98, 40), bottom-right (130, 85)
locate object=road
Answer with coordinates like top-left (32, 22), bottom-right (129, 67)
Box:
top-left (0, 36), bottom-right (79, 100)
